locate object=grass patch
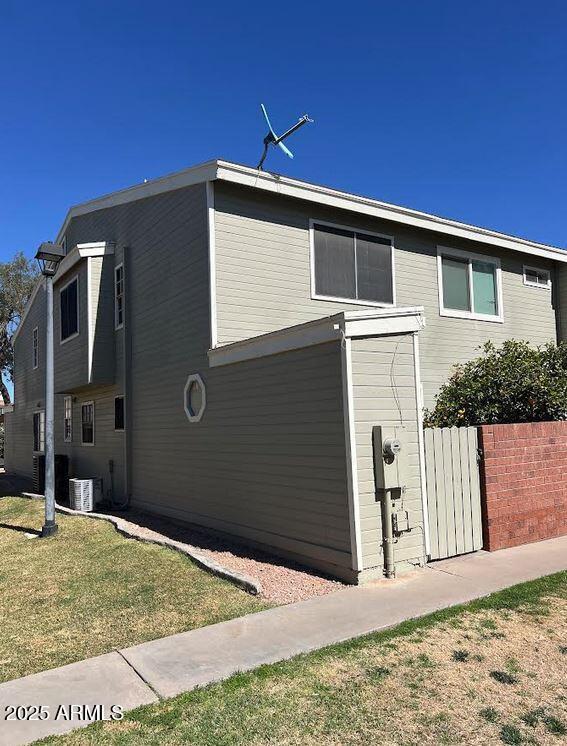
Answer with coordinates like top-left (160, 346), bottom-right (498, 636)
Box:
top-left (0, 497), bottom-right (266, 682)
top-left (42, 569), bottom-right (567, 745)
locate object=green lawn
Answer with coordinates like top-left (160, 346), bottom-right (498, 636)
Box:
top-left (0, 497), bottom-right (267, 683)
top-left (44, 571), bottom-right (567, 746)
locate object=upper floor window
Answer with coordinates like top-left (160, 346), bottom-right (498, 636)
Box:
top-left (311, 221), bottom-right (395, 307)
top-left (64, 395), bottom-right (73, 443)
top-left (437, 247), bottom-right (503, 323)
top-left (32, 327), bottom-right (39, 369)
top-left (115, 264), bottom-right (124, 329)
top-left (33, 410), bottom-right (45, 453)
top-left (523, 265), bottom-right (551, 290)
top-left (60, 276), bottom-right (79, 342)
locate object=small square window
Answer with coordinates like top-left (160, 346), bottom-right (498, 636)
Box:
top-left (523, 266), bottom-right (551, 289)
top-left (114, 396), bottom-right (125, 431)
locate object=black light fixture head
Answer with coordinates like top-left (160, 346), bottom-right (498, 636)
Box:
top-left (35, 241), bottom-right (65, 277)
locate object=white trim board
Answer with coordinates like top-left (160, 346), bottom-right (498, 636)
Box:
top-left (341, 337), bottom-right (363, 571)
top-left (206, 181), bottom-right (218, 348)
top-left (208, 307), bottom-right (426, 368)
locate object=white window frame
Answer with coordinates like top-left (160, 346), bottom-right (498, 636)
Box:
top-left (80, 400), bottom-right (95, 446)
top-left (33, 410), bottom-right (45, 453)
top-left (63, 395), bottom-right (73, 443)
top-left (523, 265), bottom-right (551, 290)
top-left (32, 327), bottom-right (39, 369)
top-left (437, 246), bottom-right (504, 323)
top-left (114, 395), bottom-right (125, 432)
top-left (59, 274), bottom-right (80, 345)
top-left (309, 219), bottom-right (397, 308)
top-left (114, 263), bottom-right (124, 330)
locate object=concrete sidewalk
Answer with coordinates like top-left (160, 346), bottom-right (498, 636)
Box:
top-left (1, 535), bottom-right (566, 745)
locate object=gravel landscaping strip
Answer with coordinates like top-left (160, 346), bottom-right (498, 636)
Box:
top-left (21, 493), bottom-right (344, 604)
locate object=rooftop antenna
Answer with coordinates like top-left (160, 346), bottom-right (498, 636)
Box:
top-left (257, 104), bottom-right (313, 171)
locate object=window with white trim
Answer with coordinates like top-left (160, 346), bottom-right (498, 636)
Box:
top-left (114, 396), bottom-right (125, 431)
top-left (114, 264), bottom-right (124, 329)
top-left (438, 247), bottom-right (503, 321)
top-left (32, 327), bottom-right (39, 369)
top-left (60, 277), bottom-right (79, 341)
top-left (64, 396), bottom-right (73, 442)
top-left (523, 266), bottom-right (551, 289)
top-left (311, 222), bottom-right (395, 306)
top-left (81, 401), bottom-right (95, 445)
top-left (33, 411), bottom-right (45, 452)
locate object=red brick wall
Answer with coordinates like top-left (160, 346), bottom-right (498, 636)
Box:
top-left (478, 422), bottom-right (567, 551)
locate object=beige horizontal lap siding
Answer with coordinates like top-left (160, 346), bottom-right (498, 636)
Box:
top-left (7, 283), bottom-right (48, 478)
top-left (350, 334), bottom-right (425, 573)
top-left (53, 262), bottom-right (89, 393)
top-left (214, 182), bottom-right (557, 409)
top-left (395, 235), bottom-right (557, 409)
top-left (133, 340), bottom-right (353, 577)
top-left (54, 385), bottom-right (126, 501)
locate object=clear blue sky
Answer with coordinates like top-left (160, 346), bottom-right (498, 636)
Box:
top-left (1, 0), bottom-right (566, 264)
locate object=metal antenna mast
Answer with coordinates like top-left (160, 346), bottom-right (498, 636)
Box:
top-left (257, 104), bottom-right (313, 170)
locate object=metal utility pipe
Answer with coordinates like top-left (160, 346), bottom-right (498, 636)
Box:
top-left (380, 489), bottom-right (395, 578)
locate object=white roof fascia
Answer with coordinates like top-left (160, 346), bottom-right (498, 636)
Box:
top-left (208, 307), bottom-right (425, 368)
top-left (55, 161), bottom-right (218, 243)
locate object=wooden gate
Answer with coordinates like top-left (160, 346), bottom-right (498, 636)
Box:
top-left (424, 427), bottom-right (483, 560)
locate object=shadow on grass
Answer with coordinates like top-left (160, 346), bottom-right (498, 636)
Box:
top-left (0, 522), bottom-right (41, 536)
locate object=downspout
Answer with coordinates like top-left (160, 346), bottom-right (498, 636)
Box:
top-left (112, 245), bottom-right (131, 509)
top-left (123, 245), bottom-right (132, 507)
top-left (413, 331), bottom-right (431, 558)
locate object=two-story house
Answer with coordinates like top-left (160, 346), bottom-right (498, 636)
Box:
top-left (6, 160), bottom-right (567, 582)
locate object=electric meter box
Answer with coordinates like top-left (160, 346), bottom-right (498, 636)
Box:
top-left (373, 424), bottom-right (408, 495)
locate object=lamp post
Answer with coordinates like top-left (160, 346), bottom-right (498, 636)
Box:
top-left (35, 242), bottom-right (65, 538)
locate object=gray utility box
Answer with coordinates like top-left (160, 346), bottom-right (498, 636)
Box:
top-left (372, 424), bottom-right (409, 496)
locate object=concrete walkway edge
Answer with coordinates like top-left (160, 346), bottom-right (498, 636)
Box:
top-left (1, 534), bottom-right (566, 745)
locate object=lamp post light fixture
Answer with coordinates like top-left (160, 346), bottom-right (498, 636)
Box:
top-left (35, 241), bottom-right (65, 538)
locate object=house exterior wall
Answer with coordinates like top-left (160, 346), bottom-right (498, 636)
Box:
top-left (150, 341), bottom-right (352, 580)
top-left (350, 333), bottom-right (424, 575)
top-left (213, 182), bottom-right (558, 408)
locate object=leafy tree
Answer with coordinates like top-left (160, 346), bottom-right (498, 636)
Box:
top-left (424, 340), bottom-right (567, 428)
top-left (0, 253), bottom-right (39, 403)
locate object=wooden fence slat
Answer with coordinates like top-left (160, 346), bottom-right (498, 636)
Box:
top-left (424, 428), bottom-right (439, 559)
top-left (442, 428), bottom-right (456, 557)
top-left (433, 427), bottom-right (448, 559)
top-left (459, 427), bottom-right (474, 553)
top-left (451, 427), bottom-right (465, 556)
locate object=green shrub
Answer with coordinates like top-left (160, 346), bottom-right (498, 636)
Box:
top-left (424, 340), bottom-right (567, 428)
